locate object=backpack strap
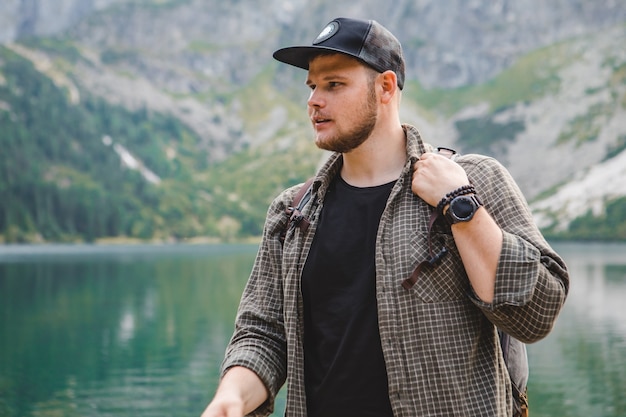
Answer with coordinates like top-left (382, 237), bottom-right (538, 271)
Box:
top-left (500, 331), bottom-right (530, 417)
top-left (436, 146), bottom-right (458, 160)
top-left (401, 147), bottom-right (457, 289)
top-left (280, 177), bottom-right (314, 245)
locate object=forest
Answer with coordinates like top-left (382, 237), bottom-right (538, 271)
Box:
top-left (0, 48), bottom-right (288, 243)
top-left (2, 25), bottom-right (626, 243)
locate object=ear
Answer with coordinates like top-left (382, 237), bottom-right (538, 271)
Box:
top-left (379, 70), bottom-right (398, 104)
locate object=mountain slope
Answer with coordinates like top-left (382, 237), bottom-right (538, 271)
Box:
top-left (1, 1), bottom-right (625, 242)
top-left (411, 24), bottom-right (626, 198)
top-left (531, 150), bottom-right (626, 239)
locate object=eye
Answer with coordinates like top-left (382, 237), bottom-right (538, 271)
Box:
top-left (328, 81), bottom-right (341, 88)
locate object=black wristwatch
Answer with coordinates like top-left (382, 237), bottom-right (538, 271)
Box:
top-left (444, 194), bottom-right (483, 225)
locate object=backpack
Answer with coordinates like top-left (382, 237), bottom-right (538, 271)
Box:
top-left (280, 149), bottom-right (529, 417)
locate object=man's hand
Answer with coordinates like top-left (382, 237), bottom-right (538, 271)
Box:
top-left (200, 393), bottom-right (245, 417)
top-left (412, 151), bottom-right (502, 303)
top-left (411, 152), bottom-right (469, 206)
top-left (200, 367), bottom-right (268, 417)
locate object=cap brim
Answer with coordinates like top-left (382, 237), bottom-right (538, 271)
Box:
top-left (273, 45), bottom-right (360, 70)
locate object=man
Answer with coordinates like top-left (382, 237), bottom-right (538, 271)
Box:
top-left (201, 17), bottom-right (569, 417)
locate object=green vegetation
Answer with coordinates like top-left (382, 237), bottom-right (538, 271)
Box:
top-left (555, 40), bottom-right (626, 148)
top-left (101, 48), bottom-right (142, 65)
top-left (187, 40), bottom-right (222, 54)
top-left (454, 109), bottom-right (525, 154)
top-left (20, 36), bottom-right (84, 64)
top-left (407, 40), bottom-right (567, 116)
top-left (403, 40), bottom-right (570, 154)
top-left (545, 197), bottom-right (626, 241)
top-left (556, 101), bottom-right (612, 146)
top-left (605, 134), bottom-right (626, 161)
top-left (0, 45), bottom-right (319, 243)
top-left (0, 47), bottom-right (213, 243)
top-left (2, 21), bottom-right (625, 243)
top-left (109, 0), bottom-right (192, 12)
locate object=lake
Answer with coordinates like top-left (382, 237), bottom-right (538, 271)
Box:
top-left (0, 242), bottom-right (624, 417)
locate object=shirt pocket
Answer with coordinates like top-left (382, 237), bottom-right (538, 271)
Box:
top-left (407, 231), bottom-right (470, 303)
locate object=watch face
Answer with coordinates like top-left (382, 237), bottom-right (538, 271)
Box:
top-left (451, 196), bottom-right (475, 220)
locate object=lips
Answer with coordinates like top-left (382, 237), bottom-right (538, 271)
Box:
top-left (311, 114), bottom-right (331, 125)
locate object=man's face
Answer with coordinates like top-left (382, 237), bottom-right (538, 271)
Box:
top-left (306, 54), bottom-right (379, 153)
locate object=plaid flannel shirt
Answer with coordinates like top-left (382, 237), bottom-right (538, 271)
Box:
top-left (221, 124), bottom-right (569, 416)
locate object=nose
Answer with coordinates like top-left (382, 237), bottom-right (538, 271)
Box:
top-left (307, 88), bottom-right (324, 109)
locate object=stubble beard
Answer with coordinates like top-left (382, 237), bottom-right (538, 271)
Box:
top-left (314, 83), bottom-right (378, 154)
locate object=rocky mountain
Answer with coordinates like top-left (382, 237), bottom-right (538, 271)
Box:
top-left (1, 0), bottom-right (625, 242)
top-left (3, 0), bottom-right (626, 88)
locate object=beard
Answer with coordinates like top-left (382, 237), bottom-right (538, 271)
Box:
top-left (314, 83), bottom-right (378, 154)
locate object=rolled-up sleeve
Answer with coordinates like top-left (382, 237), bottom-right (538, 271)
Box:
top-left (220, 191), bottom-right (293, 416)
top-left (462, 155), bottom-right (569, 343)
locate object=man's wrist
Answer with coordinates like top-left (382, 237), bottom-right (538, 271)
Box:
top-left (437, 184), bottom-right (477, 216)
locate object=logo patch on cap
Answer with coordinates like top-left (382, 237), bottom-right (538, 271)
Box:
top-left (313, 21), bottom-right (339, 45)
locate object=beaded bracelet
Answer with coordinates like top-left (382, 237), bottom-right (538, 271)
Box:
top-left (436, 184), bottom-right (476, 216)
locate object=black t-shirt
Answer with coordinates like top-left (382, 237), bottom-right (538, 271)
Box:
top-left (302, 175), bottom-right (395, 417)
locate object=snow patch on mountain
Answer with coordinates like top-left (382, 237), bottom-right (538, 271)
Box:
top-left (531, 149), bottom-right (626, 231)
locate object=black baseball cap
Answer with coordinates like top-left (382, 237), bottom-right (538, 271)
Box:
top-left (273, 17), bottom-right (405, 90)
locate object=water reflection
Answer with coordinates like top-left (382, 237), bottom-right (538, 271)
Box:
top-left (0, 242), bottom-right (624, 417)
top-left (0, 244), bottom-right (256, 417)
top-left (527, 242), bottom-right (626, 417)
